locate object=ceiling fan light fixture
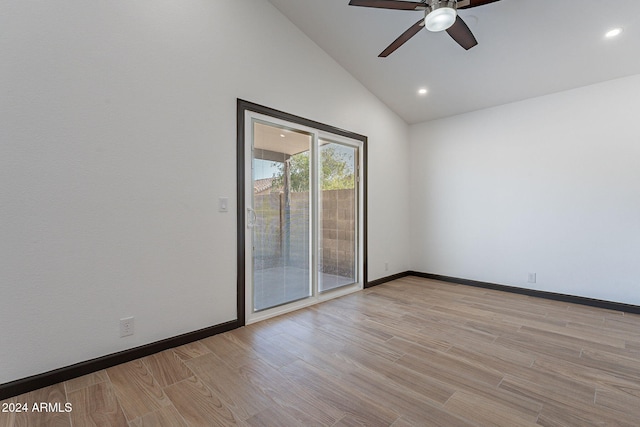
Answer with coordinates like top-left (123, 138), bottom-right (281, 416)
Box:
top-left (425, 1), bottom-right (457, 32)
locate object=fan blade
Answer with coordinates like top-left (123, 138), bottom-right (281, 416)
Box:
top-left (446, 16), bottom-right (477, 50)
top-left (348, 0), bottom-right (427, 11)
top-left (379, 19), bottom-right (425, 57)
top-left (457, 0), bottom-right (501, 9)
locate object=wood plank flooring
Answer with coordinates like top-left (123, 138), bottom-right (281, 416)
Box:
top-left (2, 277), bottom-right (640, 426)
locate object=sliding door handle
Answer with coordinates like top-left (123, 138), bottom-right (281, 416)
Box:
top-left (247, 208), bottom-right (257, 228)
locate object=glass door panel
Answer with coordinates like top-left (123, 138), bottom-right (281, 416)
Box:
top-left (318, 141), bottom-right (358, 293)
top-left (252, 121), bottom-right (312, 311)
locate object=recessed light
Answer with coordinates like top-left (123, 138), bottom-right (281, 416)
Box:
top-left (418, 88), bottom-right (428, 96)
top-left (280, 134), bottom-right (286, 138)
top-left (605, 28), bottom-right (622, 38)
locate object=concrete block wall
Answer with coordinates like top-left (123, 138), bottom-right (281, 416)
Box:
top-left (253, 189), bottom-right (355, 277)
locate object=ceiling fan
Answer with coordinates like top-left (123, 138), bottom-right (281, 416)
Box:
top-left (348, 0), bottom-right (502, 57)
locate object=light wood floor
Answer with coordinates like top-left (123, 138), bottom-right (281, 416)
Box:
top-left (2, 277), bottom-right (640, 426)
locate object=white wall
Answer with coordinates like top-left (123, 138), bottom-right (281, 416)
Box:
top-left (409, 74), bottom-right (640, 305)
top-left (0, 0), bottom-right (410, 384)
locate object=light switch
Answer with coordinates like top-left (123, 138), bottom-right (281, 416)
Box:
top-left (219, 197), bottom-right (228, 212)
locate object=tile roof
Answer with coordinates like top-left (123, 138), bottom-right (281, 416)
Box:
top-left (254, 177), bottom-right (275, 194)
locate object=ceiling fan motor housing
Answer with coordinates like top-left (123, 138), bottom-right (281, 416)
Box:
top-left (426, 0), bottom-right (457, 9)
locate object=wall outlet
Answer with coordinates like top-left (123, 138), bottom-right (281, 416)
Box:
top-left (120, 317), bottom-right (134, 337)
top-left (528, 273), bottom-right (537, 284)
top-left (385, 262), bottom-right (389, 272)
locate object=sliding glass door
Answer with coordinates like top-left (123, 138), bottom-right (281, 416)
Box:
top-left (318, 140), bottom-right (358, 293)
top-left (244, 110), bottom-right (364, 322)
top-left (251, 121), bottom-right (312, 311)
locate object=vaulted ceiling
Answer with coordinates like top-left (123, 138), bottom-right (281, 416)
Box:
top-left (268, 0), bottom-right (640, 123)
